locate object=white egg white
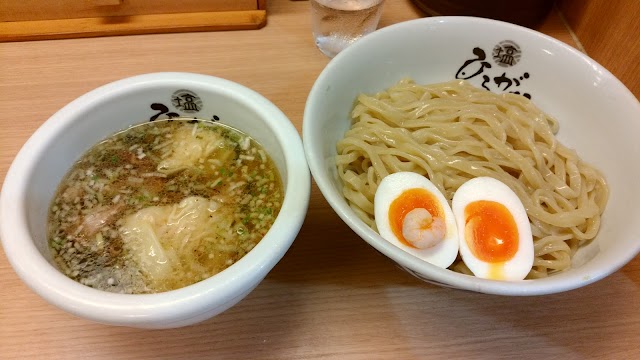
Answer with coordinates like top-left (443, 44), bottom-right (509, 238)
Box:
top-left (452, 177), bottom-right (534, 281)
top-left (374, 172), bottom-right (459, 268)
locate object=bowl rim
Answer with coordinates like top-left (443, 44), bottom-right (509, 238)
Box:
top-left (303, 16), bottom-right (640, 296)
top-left (0, 72), bottom-right (311, 325)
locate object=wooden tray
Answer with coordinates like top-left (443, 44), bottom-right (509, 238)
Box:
top-left (0, 0), bottom-right (267, 42)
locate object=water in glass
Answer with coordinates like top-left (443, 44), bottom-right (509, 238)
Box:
top-left (311, 0), bottom-right (385, 58)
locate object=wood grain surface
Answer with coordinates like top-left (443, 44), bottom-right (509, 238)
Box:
top-left (1, 1), bottom-right (639, 359)
top-left (0, 0), bottom-right (267, 42)
top-left (0, 10), bottom-right (268, 42)
top-left (0, 0), bottom-right (258, 21)
top-left (559, 0), bottom-right (640, 98)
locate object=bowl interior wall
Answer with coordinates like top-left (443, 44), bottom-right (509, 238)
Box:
top-left (25, 84), bottom-right (286, 265)
top-left (305, 18), bottom-right (640, 291)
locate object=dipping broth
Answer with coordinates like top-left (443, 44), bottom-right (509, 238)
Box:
top-left (48, 119), bottom-right (284, 293)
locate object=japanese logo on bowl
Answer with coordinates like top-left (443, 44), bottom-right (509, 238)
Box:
top-left (148, 89), bottom-right (221, 123)
top-left (455, 40), bottom-right (532, 99)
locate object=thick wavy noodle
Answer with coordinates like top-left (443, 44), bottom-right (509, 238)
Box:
top-left (336, 79), bottom-right (608, 278)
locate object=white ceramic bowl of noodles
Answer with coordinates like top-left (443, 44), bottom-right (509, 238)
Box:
top-left (0, 72), bottom-right (310, 328)
top-left (303, 16), bottom-right (640, 295)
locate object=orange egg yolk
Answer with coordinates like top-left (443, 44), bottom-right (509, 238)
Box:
top-left (389, 188), bottom-right (443, 248)
top-left (464, 200), bottom-right (519, 263)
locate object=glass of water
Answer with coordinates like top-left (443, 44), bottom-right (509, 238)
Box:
top-left (310, 0), bottom-right (386, 58)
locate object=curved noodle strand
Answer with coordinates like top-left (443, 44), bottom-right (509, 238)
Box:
top-left (336, 79), bottom-right (609, 278)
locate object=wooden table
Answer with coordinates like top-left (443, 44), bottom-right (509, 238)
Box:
top-left (1, 1), bottom-right (638, 358)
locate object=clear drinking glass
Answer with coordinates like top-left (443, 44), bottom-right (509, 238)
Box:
top-left (310, 0), bottom-right (385, 58)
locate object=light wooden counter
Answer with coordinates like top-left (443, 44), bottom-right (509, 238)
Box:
top-left (1, 1), bottom-right (639, 359)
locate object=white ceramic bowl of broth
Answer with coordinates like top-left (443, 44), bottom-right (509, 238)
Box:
top-left (303, 17), bottom-right (640, 295)
top-left (0, 72), bottom-right (310, 328)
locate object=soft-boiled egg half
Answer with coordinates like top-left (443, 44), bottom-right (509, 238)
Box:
top-left (452, 177), bottom-right (534, 281)
top-left (374, 172), bottom-right (459, 268)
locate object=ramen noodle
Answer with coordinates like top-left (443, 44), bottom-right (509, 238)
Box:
top-left (336, 79), bottom-right (608, 278)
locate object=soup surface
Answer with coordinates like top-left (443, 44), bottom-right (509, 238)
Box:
top-left (48, 119), bottom-right (283, 293)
